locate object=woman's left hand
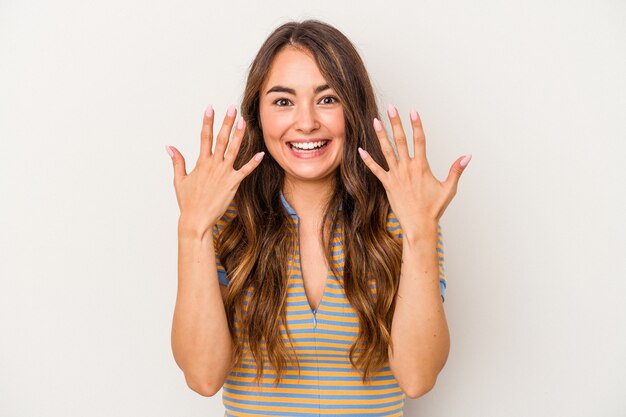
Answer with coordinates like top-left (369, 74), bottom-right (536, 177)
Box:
top-left (358, 104), bottom-right (471, 239)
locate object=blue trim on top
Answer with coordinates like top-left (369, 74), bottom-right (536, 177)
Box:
top-left (279, 191), bottom-right (298, 217)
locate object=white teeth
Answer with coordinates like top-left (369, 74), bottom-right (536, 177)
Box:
top-left (290, 141), bottom-right (326, 150)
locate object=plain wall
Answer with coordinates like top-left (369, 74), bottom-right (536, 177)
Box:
top-left (1, 0), bottom-right (624, 416)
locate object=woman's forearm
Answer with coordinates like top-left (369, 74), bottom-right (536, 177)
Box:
top-left (388, 224), bottom-right (450, 398)
top-left (171, 222), bottom-right (233, 397)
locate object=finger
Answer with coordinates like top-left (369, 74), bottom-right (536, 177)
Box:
top-left (199, 105), bottom-right (214, 159)
top-left (357, 147), bottom-right (388, 185)
top-left (373, 117), bottom-right (398, 170)
top-left (224, 117), bottom-right (246, 163)
top-left (236, 151), bottom-right (265, 179)
top-left (166, 145), bottom-right (187, 182)
top-left (214, 104), bottom-right (237, 158)
top-left (387, 104), bottom-right (410, 161)
top-left (443, 154), bottom-right (471, 190)
top-left (410, 108), bottom-right (428, 167)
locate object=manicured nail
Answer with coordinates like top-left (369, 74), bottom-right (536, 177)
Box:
top-left (165, 145), bottom-right (174, 158)
top-left (373, 118), bottom-right (383, 132)
top-left (358, 147), bottom-right (368, 159)
top-left (237, 117), bottom-right (245, 130)
top-left (387, 104), bottom-right (397, 118)
top-left (227, 104), bottom-right (236, 118)
top-left (460, 154), bottom-right (472, 167)
top-left (254, 152), bottom-right (265, 162)
top-left (410, 108), bottom-right (418, 121)
top-left (205, 105), bottom-right (213, 118)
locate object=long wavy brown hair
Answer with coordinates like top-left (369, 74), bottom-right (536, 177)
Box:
top-left (216, 19), bottom-right (402, 386)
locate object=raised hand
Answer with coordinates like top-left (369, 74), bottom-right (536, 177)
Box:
top-left (358, 104), bottom-right (471, 240)
top-left (165, 104), bottom-right (265, 238)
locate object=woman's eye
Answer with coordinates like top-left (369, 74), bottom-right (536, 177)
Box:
top-left (320, 96), bottom-right (338, 105)
top-left (274, 98), bottom-right (292, 106)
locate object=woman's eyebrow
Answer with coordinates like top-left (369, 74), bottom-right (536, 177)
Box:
top-left (265, 84), bottom-right (331, 95)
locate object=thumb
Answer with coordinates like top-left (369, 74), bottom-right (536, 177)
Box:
top-left (165, 145), bottom-right (187, 180)
top-left (444, 154), bottom-right (471, 190)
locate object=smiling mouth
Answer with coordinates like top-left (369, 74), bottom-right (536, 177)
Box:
top-left (287, 140), bottom-right (330, 152)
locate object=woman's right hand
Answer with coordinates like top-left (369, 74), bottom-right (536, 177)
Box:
top-left (166, 104), bottom-right (265, 238)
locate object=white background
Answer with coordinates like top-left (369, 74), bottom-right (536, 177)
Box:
top-left (1, 0), bottom-right (625, 416)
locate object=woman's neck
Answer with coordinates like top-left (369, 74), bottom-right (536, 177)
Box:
top-left (282, 176), bottom-right (335, 221)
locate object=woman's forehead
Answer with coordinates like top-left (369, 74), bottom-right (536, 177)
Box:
top-left (261, 47), bottom-right (329, 93)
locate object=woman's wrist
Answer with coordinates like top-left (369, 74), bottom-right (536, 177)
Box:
top-left (178, 215), bottom-right (214, 241)
top-left (401, 220), bottom-right (439, 246)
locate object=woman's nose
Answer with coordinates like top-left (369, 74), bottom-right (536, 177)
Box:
top-left (294, 104), bottom-right (319, 133)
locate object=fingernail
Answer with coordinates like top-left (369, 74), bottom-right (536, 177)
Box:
top-left (387, 104), bottom-right (397, 118)
top-left (410, 108), bottom-right (418, 121)
top-left (237, 117), bottom-right (245, 130)
top-left (227, 104), bottom-right (236, 118)
top-left (254, 151), bottom-right (265, 162)
top-left (165, 145), bottom-right (174, 158)
top-left (205, 105), bottom-right (213, 118)
top-left (460, 154), bottom-right (472, 167)
top-left (373, 118), bottom-right (383, 132)
top-left (358, 147), bottom-right (368, 159)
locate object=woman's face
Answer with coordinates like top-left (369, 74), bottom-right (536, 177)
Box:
top-left (259, 47), bottom-right (345, 186)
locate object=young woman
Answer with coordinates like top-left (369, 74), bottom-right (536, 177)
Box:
top-left (168, 19), bottom-right (471, 416)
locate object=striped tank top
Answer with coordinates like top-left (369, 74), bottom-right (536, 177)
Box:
top-left (213, 193), bottom-right (446, 416)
